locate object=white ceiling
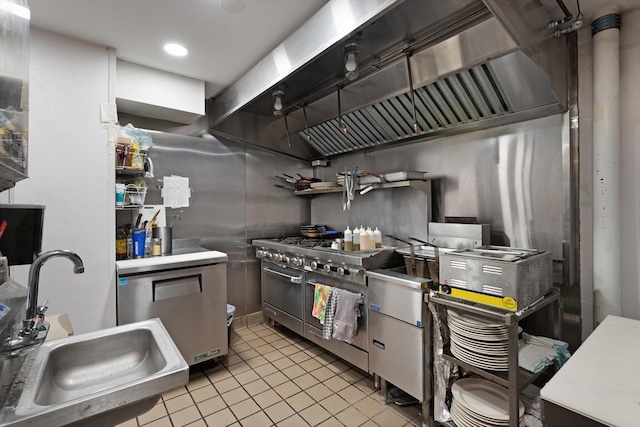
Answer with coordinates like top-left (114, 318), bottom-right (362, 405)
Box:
top-left (26, 0), bottom-right (639, 100)
top-left (27, 0), bottom-right (328, 98)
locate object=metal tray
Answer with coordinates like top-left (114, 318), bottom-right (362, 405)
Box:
top-left (360, 171), bottom-right (427, 184)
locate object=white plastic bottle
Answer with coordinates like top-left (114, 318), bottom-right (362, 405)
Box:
top-left (358, 226), bottom-right (366, 250)
top-left (353, 226), bottom-right (361, 251)
top-left (367, 227), bottom-right (375, 250)
top-left (360, 226), bottom-right (370, 250)
top-left (374, 227), bottom-right (382, 248)
top-left (344, 226), bottom-right (353, 251)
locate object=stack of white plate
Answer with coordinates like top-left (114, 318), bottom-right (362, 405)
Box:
top-left (447, 308), bottom-right (510, 371)
top-left (451, 378), bottom-right (524, 427)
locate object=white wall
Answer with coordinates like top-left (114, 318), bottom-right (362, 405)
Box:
top-left (9, 28), bottom-right (115, 334)
top-left (579, 7), bottom-right (640, 338)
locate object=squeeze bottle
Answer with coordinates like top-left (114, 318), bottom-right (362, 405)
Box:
top-left (344, 226), bottom-right (353, 251)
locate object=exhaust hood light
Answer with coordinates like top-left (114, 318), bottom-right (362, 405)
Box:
top-left (272, 90), bottom-right (284, 116)
top-left (164, 43), bottom-right (188, 57)
top-left (343, 40), bottom-right (360, 81)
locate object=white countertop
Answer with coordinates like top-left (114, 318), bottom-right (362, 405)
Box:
top-left (116, 250), bottom-right (227, 274)
top-left (540, 315), bottom-right (640, 426)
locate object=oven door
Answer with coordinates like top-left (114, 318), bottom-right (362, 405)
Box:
top-left (304, 273), bottom-right (368, 352)
top-left (261, 261), bottom-right (305, 334)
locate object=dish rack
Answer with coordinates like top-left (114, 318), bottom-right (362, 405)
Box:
top-left (124, 184), bottom-right (147, 206)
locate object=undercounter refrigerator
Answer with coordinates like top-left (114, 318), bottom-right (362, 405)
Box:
top-left (116, 249), bottom-right (228, 366)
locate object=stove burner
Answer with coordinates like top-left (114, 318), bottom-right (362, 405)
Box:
top-left (273, 236), bottom-right (333, 249)
top-left (280, 236), bottom-right (304, 245)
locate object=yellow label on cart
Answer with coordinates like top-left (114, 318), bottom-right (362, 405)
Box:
top-left (439, 286), bottom-right (519, 311)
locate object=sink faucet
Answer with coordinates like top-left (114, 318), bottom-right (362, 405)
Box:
top-left (1, 250), bottom-right (84, 357)
top-left (26, 250), bottom-right (84, 322)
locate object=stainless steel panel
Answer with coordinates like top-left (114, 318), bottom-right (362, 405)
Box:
top-left (245, 146), bottom-right (310, 239)
top-left (142, 132), bottom-right (247, 316)
top-left (304, 324), bottom-right (368, 373)
top-left (369, 310), bottom-right (424, 401)
top-left (209, 0), bottom-right (567, 162)
top-left (246, 146), bottom-right (311, 315)
top-left (427, 222), bottom-right (490, 249)
top-left (263, 303), bottom-right (304, 336)
top-left (140, 132), bottom-right (309, 319)
top-left (117, 263), bottom-right (228, 366)
top-left (261, 262), bottom-right (304, 320)
top-left (209, 0), bottom-right (403, 126)
top-left (154, 275), bottom-right (201, 301)
top-left (367, 270), bottom-right (428, 326)
top-left (313, 114), bottom-right (564, 260)
top-left (439, 248), bottom-right (553, 308)
top-left (310, 186), bottom-right (433, 249)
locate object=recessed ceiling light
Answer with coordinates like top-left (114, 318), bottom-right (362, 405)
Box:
top-left (0, 2), bottom-right (30, 20)
top-left (164, 43), bottom-right (188, 57)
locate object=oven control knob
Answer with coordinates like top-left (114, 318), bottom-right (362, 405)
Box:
top-left (283, 256), bottom-right (291, 265)
top-left (256, 250), bottom-right (265, 258)
top-left (274, 253), bottom-right (283, 262)
top-left (265, 252), bottom-right (273, 260)
top-left (294, 257), bottom-right (303, 267)
top-left (323, 263), bottom-right (332, 273)
top-left (310, 261), bottom-right (318, 270)
top-left (337, 267), bottom-right (348, 276)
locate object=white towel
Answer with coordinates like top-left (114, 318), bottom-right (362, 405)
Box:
top-left (518, 339), bottom-right (556, 373)
top-left (519, 333), bottom-right (571, 373)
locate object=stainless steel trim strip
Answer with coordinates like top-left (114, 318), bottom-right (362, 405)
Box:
top-left (263, 267), bottom-right (302, 283)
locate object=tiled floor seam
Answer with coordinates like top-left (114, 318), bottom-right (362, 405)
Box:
top-left (125, 324), bottom-right (418, 427)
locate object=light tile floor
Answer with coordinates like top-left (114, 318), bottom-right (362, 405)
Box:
top-left (116, 322), bottom-right (423, 427)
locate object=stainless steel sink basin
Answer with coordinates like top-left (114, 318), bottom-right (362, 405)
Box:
top-left (0, 318), bottom-right (188, 427)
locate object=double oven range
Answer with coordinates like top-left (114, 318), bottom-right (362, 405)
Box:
top-left (253, 237), bottom-right (400, 372)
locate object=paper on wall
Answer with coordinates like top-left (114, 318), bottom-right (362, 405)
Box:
top-left (162, 176), bottom-right (190, 208)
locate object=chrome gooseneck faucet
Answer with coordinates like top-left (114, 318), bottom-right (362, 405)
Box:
top-left (1, 250), bottom-right (84, 357)
top-left (25, 250), bottom-right (84, 323)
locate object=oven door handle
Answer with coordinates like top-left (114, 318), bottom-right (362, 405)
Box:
top-left (263, 267), bottom-right (302, 283)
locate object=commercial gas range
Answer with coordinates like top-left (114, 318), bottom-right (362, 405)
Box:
top-left (252, 237), bottom-right (401, 372)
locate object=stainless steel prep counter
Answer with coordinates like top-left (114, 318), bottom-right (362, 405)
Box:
top-left (116, 248), bottom-right (228, 366)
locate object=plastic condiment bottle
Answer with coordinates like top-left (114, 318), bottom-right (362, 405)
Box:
top-left (360, 226), bottom-right (369, 250)
top-left (367, 227), bottom-right (375, 249)
top-left (344, 226), bottom-right (353, 251)
top-left (353, 226), bottom-right (361, 251)
top-left (374, 227), bottom-right (382, 248)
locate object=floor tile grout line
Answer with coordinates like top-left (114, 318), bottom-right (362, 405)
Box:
top-left (137, 324), bottom-right (418, 427)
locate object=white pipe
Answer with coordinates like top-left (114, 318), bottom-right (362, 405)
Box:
top-left (592, 6), bottom-right (621, 325)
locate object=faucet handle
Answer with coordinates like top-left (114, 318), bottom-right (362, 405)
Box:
top-left (35, 300), bottom-right (49, 318)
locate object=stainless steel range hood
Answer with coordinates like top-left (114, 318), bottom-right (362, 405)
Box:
top-left (208, 0), bottom-right (568, 160)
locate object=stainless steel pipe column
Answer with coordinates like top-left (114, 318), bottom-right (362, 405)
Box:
top-left (592, 7), bottom-right (622, 326)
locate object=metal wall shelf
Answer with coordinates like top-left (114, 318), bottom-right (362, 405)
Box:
top-left (293, 179), bottom-right (431, 196)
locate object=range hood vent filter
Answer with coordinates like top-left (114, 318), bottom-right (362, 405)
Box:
top-left (301, 63), bottom-right (513, 157)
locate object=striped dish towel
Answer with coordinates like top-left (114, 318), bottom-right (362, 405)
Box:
top-left (323, 288), bottom-right (340, 340)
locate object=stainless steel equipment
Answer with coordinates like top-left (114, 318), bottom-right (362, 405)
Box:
top-left (439, 246), bottom-right (552, 311)
top-left (208, 0), bottom-right (567, 161)
top-left (116, 250), bottom-right (228, 366)
top-left (367, 269), bottom-right (431, 409)
top-left (427, 222), bottom-right (490, 249)
top-left (253, 237), bottom-right (400, 372)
